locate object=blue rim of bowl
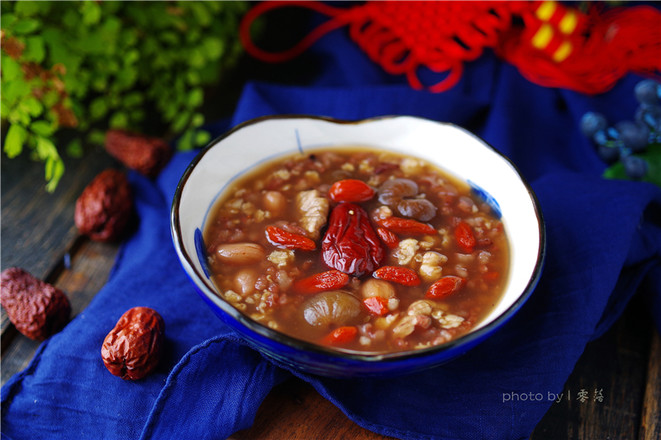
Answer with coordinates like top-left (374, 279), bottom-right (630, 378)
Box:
top-left (170, 114), bottom-right (547, 364)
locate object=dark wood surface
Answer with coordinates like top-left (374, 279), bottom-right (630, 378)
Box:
top-left (2, 133), bottom-right (660, 440)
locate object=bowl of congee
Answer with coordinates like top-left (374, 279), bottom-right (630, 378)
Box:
top-left (171, 115), bottom-right (545, 377)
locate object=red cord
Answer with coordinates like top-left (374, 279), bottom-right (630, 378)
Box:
top-left (239, 1), bottom-right (361, 63)
top-left (240, 1), bottom-right (661, 94)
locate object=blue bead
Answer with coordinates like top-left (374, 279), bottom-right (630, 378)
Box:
top-left (593, 130), bottom-right (608, 146)
top-left (635, 79), bottom-right (660, 105)
top-left (623, 156), bottom-right (648, 179)
top-left (597, 145), bottom-right (620, 163)
top-left (615, 120), bottom-right (649, 152)
top-left (580, 112), bottom-right (607, 137)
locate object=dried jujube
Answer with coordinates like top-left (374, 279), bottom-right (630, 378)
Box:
top-left (105, 130), bottom-right (172, 178)
top-left (322, 203), bottom-right (384, 277)
top-left (75, 169), bottom-right (132, 242)
top-left (101, 307), bottom-right (165, 380)
top-left (0, 267), bottom-right (71, 340)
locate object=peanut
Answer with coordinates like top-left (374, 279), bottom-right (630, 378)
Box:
top-left (215, 243), bottom-right (265, 265)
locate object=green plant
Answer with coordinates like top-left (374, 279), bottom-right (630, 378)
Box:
top-left (1, 1), bottom-right (250, 191)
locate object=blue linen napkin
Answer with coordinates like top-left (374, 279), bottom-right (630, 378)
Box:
top-left (3, 21), bottom-right (661, 440)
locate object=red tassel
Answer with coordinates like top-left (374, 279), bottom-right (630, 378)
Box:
top-left (499, 3), bottom-right (661, 94)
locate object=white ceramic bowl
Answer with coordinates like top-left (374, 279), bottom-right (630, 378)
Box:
top-left (171, 115), bottom-right (545, 377)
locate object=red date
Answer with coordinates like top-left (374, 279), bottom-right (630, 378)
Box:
top-left (75, 169), bottom-right (132, 242)
top-left (101, 307), bottom-right (165, 380)
top-left (105, 130), bottom-right (172, 177)
top-left (322, 203), bottom-right (384, 277)
top-left (0, 267), bottom-right (71, 341)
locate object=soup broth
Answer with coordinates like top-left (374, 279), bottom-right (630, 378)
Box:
top-left (204, 148), bottom-right (509, 353)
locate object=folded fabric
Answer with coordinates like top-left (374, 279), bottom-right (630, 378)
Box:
top-left (3, 22), bottom-right (661, 440)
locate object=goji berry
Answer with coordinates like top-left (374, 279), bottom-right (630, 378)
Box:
top-left (425, 276), bottom-right (465, 299)
top-left (454, 221), bottom-right (476, 253)
top-left (378, 217), bottom-right (436, 235)
top-left (265, 226), bottom-right (316, 251)
top-left (373, 266), bottom-right (421, 286)
top-left (362, 296), bottom-right (390, 316)
top-left (292, 270), bottom-right (350, 294)
top-left (321, 326), bottom-right (358, 346)
top-left (329, 179), bottom-right (375, 203)
top-left (376, 227), bottom-right (399, 249)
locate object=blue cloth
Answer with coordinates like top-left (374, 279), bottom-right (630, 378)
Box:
top-left (3, 16), bottom-right (661, 440)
